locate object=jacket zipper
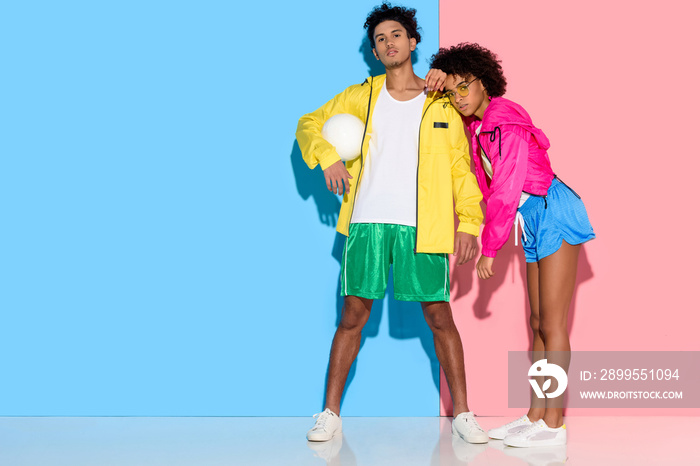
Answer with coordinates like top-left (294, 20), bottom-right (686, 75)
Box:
top-left (347, 76), bottom-right (374, 225)
top-left (476, 132), bottom-right (491, 165)
top-left (476, 127), bottom-right (502, 192)
top-left (414, 97), bottom-right (450, 253)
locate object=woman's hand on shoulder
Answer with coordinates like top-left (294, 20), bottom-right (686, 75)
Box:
top-left (425, 69), bottom-right (447, 92)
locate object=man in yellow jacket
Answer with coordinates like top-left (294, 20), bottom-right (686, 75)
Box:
top-left (297, 3), bottom-right (486, 444)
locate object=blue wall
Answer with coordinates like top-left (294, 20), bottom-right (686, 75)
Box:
top-left (0, 0), bottom-right (439, 416)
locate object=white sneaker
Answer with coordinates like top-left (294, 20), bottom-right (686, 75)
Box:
top-left (452, 412), bottom-right (489, 444)
top-left (307, 408), bottom-right (342, 442)
top-left (503, 419), bottom-right (566, 447)
top-left (488, 415), bottom-right (533, 439)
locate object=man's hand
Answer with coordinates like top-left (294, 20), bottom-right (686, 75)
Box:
top-left (425, 68), bottom-right (448, 92)
top-left (476, 255), bottom-right (495, 279)
top-left (323, 160), bottom-right (353, 195)
top-left (453, 232), bottom-right (478, 265)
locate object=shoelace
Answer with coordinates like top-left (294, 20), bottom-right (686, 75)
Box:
top-left (463, 415), bottom-right (485, 432)
top-left (312, 411), bottom-right (330, 430)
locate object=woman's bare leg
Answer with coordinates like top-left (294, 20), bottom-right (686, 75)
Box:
top-left (526, 260), bottom-right (546, 422)
top-left (537, 241), bottom-right (580, 428)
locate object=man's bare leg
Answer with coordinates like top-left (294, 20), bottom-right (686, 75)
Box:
top-left (422, 301), bottom-right (468, 415)
top-left (324, 295), bottom-right (373, 415)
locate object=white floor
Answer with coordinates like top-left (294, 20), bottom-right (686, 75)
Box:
top-left (0, 416), bottom-right (697, 465)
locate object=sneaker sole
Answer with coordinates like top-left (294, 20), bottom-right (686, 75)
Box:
top-left (503, 437), bottom-right (566, 448)
top-left (452, 429), bottom-right (489, 444)
top-left (466, 435), bottom-right (489, 444)
top-left (489, 428), bottom-right (530, 440)
top-left (306, 429), bottom-right (342, 442)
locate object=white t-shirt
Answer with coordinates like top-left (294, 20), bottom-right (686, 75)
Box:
top-left (351, 82), bottom-right (427, 226)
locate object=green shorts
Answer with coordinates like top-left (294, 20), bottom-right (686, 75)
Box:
top-left (340, 223), bottom-right (450, 302)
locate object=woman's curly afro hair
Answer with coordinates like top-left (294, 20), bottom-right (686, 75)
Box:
top-left (364, 2), bottom-right (421, 49)
top-left (430, 42), bottom-right (507, 97)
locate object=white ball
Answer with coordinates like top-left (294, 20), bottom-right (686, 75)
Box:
top-left (321, 113), bottom-right (364, 162)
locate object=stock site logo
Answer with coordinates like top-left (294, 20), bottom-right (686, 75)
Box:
top-left (529, 359), bottom-right (568, 398)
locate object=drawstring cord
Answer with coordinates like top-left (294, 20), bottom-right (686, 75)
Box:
top-left (514, 211), bottom-right (527, 246)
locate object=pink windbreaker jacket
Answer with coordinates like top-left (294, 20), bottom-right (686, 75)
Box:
top-left (464, 97), bottom-right (555, 257)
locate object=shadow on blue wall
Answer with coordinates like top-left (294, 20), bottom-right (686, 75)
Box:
top-left (290, 141), bottom-right (439, 412)
top-left (289, 141), bottom-right (341, 226)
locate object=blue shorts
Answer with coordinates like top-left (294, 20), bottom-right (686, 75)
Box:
top-left (519, 178), bottom-right (595, 263)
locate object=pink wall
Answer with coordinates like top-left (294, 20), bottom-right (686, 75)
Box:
top-left (440, 0), bottom-right (700, 416)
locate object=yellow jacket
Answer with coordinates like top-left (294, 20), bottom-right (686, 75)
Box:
top-left (296, 74), bottom-right (483, 254)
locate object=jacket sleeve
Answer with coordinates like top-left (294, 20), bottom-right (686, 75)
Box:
top-left (449, 111), bottom-right (484, 237)
top-left (480, 128), bottom-right (529, 257)
top-left (296, 86), bottom-right (357, 171)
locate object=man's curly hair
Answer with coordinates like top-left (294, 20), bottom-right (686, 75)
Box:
top-left (364, 2), bottom-right (422, 49)
top-left (430, 43), bottom-right (507, 97)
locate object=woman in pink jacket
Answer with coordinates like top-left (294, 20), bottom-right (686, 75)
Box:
top-left (426, 43), bottom-right (595, 448)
